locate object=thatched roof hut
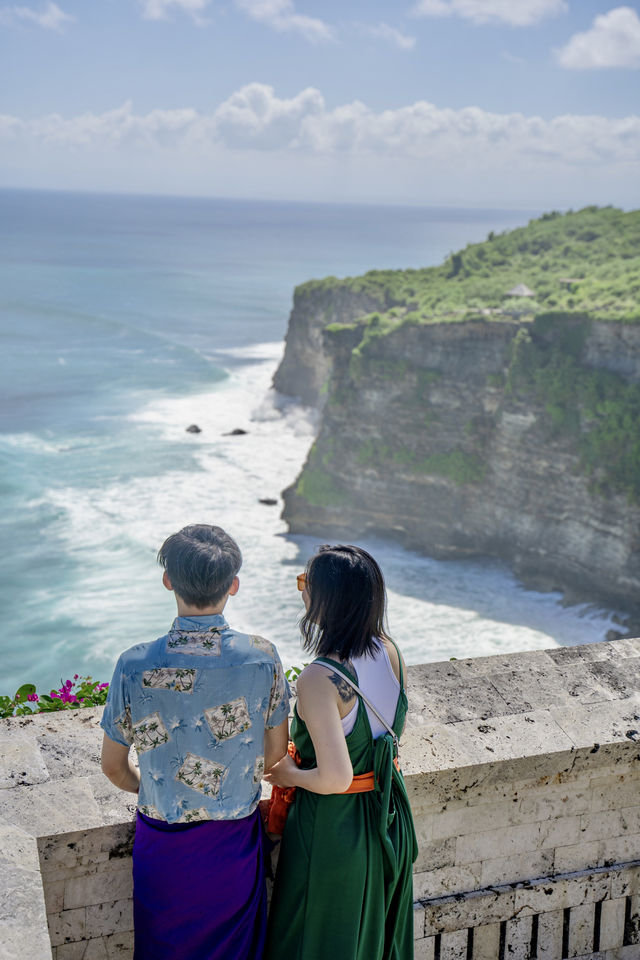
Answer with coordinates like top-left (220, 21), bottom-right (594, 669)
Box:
top-left (505, 283), bottom-right (535, 297)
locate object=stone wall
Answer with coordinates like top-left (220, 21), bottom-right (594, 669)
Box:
top-left (2, 637), bottom-right (640, 959)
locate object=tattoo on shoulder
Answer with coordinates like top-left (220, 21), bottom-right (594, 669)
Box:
top-left (329, 664), bottom-right (356, 703)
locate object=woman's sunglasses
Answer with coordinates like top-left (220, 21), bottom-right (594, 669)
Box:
top-left (296, 572), bottom-right (307, 592)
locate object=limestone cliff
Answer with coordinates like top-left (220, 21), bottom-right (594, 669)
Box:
top-left (279, 314), bottom-right (640, 611)
top-left (273, 209), bottom-right (640, 613)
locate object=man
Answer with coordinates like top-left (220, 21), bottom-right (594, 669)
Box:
top-left (101, 523), bottom-right (289, 959)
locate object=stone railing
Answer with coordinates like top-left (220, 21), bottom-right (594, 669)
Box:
top-left (1, 637), bottom-right (640, 959)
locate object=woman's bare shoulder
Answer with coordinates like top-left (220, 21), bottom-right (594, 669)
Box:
top-left (298, 660), bottom-right (356, 709)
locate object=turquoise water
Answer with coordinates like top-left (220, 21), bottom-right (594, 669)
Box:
top-left (0, 189), bottom-right (619, 693)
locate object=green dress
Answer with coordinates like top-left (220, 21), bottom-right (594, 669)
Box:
top-left (265, 650), bottom-right (418, 960)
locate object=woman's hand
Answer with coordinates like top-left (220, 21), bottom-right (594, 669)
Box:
top-left (264, 752), bottom-right (300, 788)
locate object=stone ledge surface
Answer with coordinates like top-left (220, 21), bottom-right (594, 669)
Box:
top-left (1, 638), bottom-right (639, 960)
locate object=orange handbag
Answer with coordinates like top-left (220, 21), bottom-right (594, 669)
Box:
top-left (263, 742), bottom-right (301, 835)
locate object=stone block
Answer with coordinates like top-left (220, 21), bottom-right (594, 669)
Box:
top-left (44, 879), bottom-right (66, 914)
top-left (86, 774), bottom-right (137, 828)
top-left (626, 893), bottom-right (640, 944)
top-left (55, 941), bottom-right (108, 960)
top-left (413, 936), bottom-right (435, 960)
top-left (473, 921), bottom-right (501, 959)
top-left (487, 665), bottom-right (574, 713)
top-left (0, 731), bottom-right (50, 789)
top-left (413, 813), bottom-right (434, 849)
top-left (581, 806), bottom-right (640, 844)
top-left (451, 649), bottom-right (555, 678)
top-left (610, 861), bottom-right (640, 899)
top-left (47, 907), bottom-right (86, 947)
top-left (550, 696), bottom-right (640, 750)
top-left (541, 815), bottom-right (583, 848)
top-left (438, 928), bottom-right (468, 959)
top-left (600, 897), bottom-right (626, 950)
top-left (513, 868), bottom-right (610, 916)
top-left (519, 781), bottom-right (591, 821)
top-left (421, 674), bottom-right (513, 724)
top-left (504, 914), bottom-right (533, 959)
top-left (413, 836), bottom-right (456, 874)
top-left (568, 901), bottom-right (595, 957)
top-left (590, 774), bottom-right (640, 813)
top-left (431, 796), bottom-right (526, 840)
top-left (0, 862), bottom-right (48, 929)
top-left (39, 831), bottom-right (105, 872)
top-left (104, 931), bottom-right (134, 958)
top-left (424, 888), bottom-right (515, 936)
top-left (31, 709), bottom-right (104, 780)
top-left (480, 848), bottom-right (554, 887)
top-left (0, 823), bottom-right (39, 870)
top-left (98, 822), bottom-right (136, 859)
top-left (85, 899), bottom-right (133, 939)
top-left (413, 861), bottom-right (482, 900)
top-left (0, 778), bottom-right (102, 837)
top-left (555, 834), bottom-right (640, 875)
top-left (457, 819), bottom-right (554, 865)
top-left (413, 904), bottom-right (425, 939)
top-left (537, 908), bottom-right (564, 960)
top-left (0, 914), bottom-right (53, 960)
top-left (64, 863), bottom-right (132, 910)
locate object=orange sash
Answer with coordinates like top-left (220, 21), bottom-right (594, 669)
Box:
top-left (341, 757), bottom-right (401, 794)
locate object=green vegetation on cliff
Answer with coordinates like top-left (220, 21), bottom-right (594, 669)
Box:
top-left (507, 314), bottom-right (640, 502)
top-left (288, 207), bottom-right (640, 511)
top-left (301, 206), bottom-right (640, 334)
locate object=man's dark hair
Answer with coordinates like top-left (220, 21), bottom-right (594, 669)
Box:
top-left (157, 525), bottom-right (242, 608)
top-left (300, 544), bottom-right (391, 659)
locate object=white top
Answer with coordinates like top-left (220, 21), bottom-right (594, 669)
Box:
top-left (340, 640), bottom-right (401, 739)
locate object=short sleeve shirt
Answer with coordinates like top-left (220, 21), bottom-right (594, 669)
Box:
top-left (100, 614), bottom-right (289, 824)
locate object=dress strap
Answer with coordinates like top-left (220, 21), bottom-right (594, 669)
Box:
top-left (313, 655), bottom-right (357, 683)
top-left (384, 637), bottom-right (405, 690)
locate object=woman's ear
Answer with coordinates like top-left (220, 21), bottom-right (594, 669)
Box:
top-left (162, 570), bottom-right (173, 591)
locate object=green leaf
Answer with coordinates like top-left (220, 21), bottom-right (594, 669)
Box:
top-left (14, 683), bottom-right (36, 703)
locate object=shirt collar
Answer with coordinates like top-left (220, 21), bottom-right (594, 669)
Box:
top-left (171, 614), bottom-right (229, 632)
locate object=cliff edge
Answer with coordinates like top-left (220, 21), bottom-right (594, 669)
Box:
top-left (274, 207), bottom-right (640, 613)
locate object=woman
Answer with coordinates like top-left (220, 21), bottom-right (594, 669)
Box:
top-left (264, 544), bottom-right (418, 960)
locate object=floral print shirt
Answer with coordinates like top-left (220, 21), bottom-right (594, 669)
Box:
top-left (100, 614), bottom-right (290, 823)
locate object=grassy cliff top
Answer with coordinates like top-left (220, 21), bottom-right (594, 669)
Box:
top-left (297, 206), bottom-right (640, 332)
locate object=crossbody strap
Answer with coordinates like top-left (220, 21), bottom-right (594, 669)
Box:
top-left (315, 658), bottom-right (400, 757)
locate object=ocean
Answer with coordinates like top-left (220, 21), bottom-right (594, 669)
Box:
top-left (0, 188), bottom-right (620, 694)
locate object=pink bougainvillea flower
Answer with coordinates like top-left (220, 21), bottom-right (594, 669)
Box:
top-left (27, 693), bottom-right (39, 702)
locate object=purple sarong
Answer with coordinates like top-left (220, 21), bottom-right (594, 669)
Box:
top-left (133, 808), bottom-right (267, 960)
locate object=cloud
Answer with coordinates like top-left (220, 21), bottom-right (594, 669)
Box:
top-left (3, 84), bottom-right (638, 173)
top-left (0, 114), bottom-right (25, 136)
top-left (234, 0), bottom-right (334, 42)
top-left (138, 0), bottom-right (212, 22)
top-left (501, 51), bottom-right (525, 65)
top-left (410, 0), bottom-right (567, 27)
top-left (0, 1), bottom-right (74, 30)
top-left (361, 22), bottom-right (416, 50)
top-left (206, 83), bottom-right (325, 148)
top-left (557, 6), bottom-right (640, 70)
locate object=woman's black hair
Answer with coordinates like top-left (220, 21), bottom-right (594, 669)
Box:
top-left (300, 544), bottom-right (391, 659)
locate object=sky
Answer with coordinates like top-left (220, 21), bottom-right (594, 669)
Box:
top-left (1, 0), bottom-right (639, 207)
